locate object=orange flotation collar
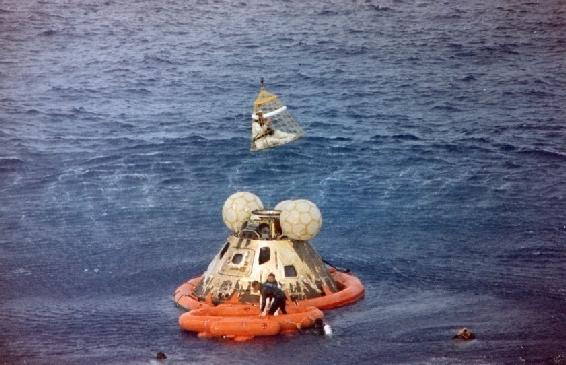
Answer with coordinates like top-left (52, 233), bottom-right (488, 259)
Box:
top-left (174, 269), bottom-right (365, 312)
top-left (174, 269), bottom-right (364, 341)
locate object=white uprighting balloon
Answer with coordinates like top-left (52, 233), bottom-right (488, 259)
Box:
top-left (222, 192), bottom-right (263, 233)
top-left (279, 199), bottom-right (322, 241)
top-left (274, 200), bottom-right (293, 211)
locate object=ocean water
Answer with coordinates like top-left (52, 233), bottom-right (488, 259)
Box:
top-left (1, 0), bottom-right (565, 363)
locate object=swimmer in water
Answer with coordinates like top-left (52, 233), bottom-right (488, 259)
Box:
top-left (452, 327), bottom-right (475, 341)
top-left (297, 318), bottom-right (333, 337)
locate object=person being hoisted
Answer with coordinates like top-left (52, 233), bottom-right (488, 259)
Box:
top-left (249, 78), bottom-right (305, 151)
top-left (252, 110), bottom-right (275, 142)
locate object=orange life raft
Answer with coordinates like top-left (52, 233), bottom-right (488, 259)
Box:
top-left (174, 268), bottom-right (365, 311)
top-left (178, 304), bottom-right (324, 341)
top-left (175, 269), bottom-right (364, 341)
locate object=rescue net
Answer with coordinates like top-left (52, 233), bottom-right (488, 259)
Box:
top-left (250, 85), bottom-right (304, 151)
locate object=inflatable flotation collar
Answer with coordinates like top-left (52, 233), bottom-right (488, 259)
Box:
top-left (174, 269), bottom-right (364, 312)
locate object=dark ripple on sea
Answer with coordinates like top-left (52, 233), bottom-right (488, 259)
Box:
top-left (1, 0), bottom-right (566, 364)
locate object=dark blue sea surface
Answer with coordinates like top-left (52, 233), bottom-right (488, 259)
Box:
top-left (1, 0), bottom-right (566, 364)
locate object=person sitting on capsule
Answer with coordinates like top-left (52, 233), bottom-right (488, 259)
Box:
top-left (252, 273), bottom-right (287, 316)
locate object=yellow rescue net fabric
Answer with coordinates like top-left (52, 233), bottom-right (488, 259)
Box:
top-left (250, 86), bottom-right (304, 151)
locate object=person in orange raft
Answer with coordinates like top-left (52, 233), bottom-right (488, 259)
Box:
top-left (252, 273), bottom-right (287, 316)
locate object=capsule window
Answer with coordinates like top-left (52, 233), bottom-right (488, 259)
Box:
top-left (258, 247), bottom-right (270, 265)
top-left (219, 242), bottom-right (230, 259)
top-left (258, 223), bottom-right (270, 238)
top-left (284, 265), bottom-right (297, 277)
top-left (232, 253), bottom-right (243, 265)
